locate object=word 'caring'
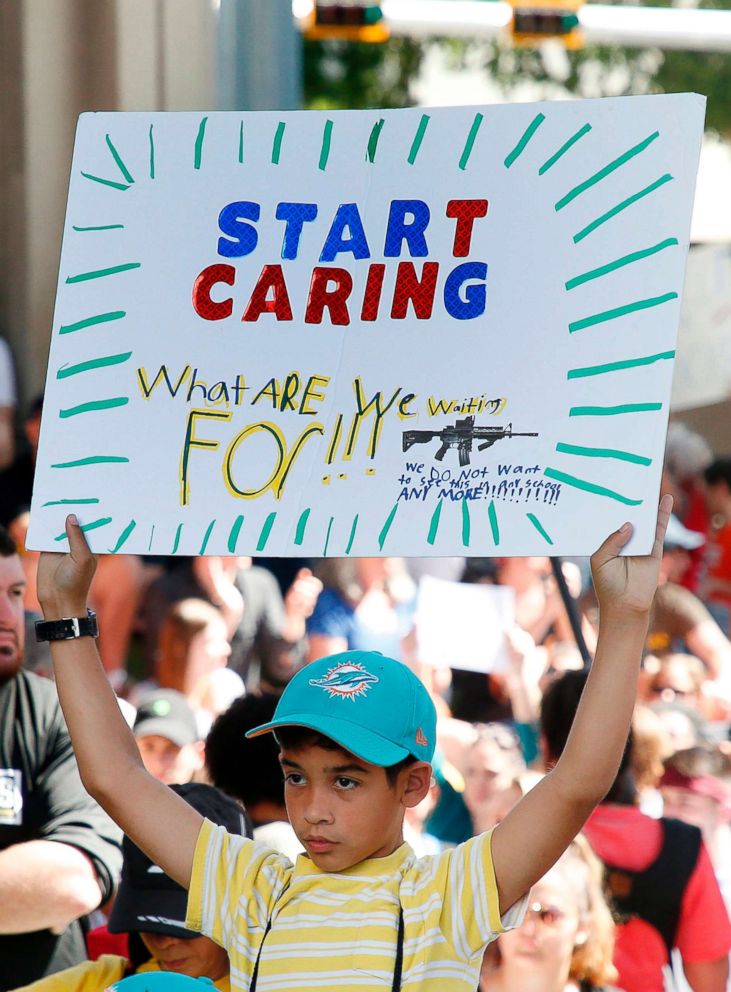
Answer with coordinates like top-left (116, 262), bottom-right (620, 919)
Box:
top-left (192, 198), bottom-right (490, 326)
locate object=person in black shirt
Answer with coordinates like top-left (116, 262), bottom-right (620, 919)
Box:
top-left (0, 525), bottom-right (122, 988)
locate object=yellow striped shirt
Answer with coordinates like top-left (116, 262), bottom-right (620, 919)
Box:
top-left (186, 818), bottom-right (526, 991)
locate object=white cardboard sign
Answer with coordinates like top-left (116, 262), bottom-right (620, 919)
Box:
top-left (416, 577), bottom-right (515, 674)
top-left (28, 95), bottom-right (705, 557)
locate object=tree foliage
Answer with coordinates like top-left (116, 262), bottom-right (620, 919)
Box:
top-left (303, 2), bottom-right (731, 135)
top-left (303, 37), bottom-right (424, 109)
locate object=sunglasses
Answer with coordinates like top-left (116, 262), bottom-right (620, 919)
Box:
top-left (525, 901), bottom-right (566, 926)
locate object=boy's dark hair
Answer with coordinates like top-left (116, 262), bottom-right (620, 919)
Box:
top-left (205, 693), bottom-right (286, 812)
top-left (0, 526), bottom-right (16, 558)
top-left (541, 669), bottom-right (635, 804)
top-left (704, 457), bottom-right (731, 490)
top-left (274, 725), bottom-right (418, 787)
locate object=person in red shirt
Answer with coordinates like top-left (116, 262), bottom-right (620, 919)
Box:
top-left (541, 669), bottom-right (731, 992)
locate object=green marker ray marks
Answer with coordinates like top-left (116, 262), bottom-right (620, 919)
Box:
top-left (556, 131), bottom-right (660, 212)
top-left (488, 500), bottom-right (500, 546)
top-left (345, 515), bottom-right (359, 555)
top-left (407, 115), bottom-right (430, 165)
top-left (109, 519), bottom-right (137, 554)
top-left (72, 224), bottom-right (124, 232)
top-left (569, 402), bottom-right (662, 417)
top-left (199, 520), bottom-right (216, 555)
top-left (367, 119), bottom-right (385, 163)
top-left (427, 499), bottom-right (443, 546)
top-left (56, 352), bottom-right (133, 379)
top-left (459, 113), bottom-right (484, 170)
top-left (505, 113), bottom-right (545, 169)
top-left (194, 117), bottom-right (208, 170)
top-left (257, 512), bottom-right (277, 552)
top-left (567, 351), bottom-right (675, 380)
top-left (378, 503), bottom-right (399, 550)
top-left (319, 120), bottom-right (334, 171)
top-left (539, 123), bottom-right (591, 175)
top-left (555, 442), bottom-right (652, 466)
top-left (565, 239), bottom-right (678, 291)
top-left (527, 513), bottom-right (553, 545)
top-left (80, 172), bottom-right (130, 192)
top-left (569, 292), bottom-right (677, 333)
top-left (54, 517), bottom-right (113, 542)
top-left (228, 515), bottom-right (245, 553)
top-left (544, 467), bottom-right (643, 506)
top-left (59, 397), bottom-right (129, 418)
top-left (51, 455), bottom-right (129, 469)
top-left (65, 263), bottom-right (141, 285)
top-left (461, 499), bottom-right (471, 547)
top-left (59, 311), bottom-right (126, 335)
top-left (105, 134), bottom-right (135, 184)
top-left (574, 174), bottom-right (673, 244)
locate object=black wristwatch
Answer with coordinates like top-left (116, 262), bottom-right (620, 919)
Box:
top-left (35, 609), bottom-right (99, 642)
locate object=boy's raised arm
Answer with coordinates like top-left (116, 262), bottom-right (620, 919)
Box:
top-left (490, 495), bottom-right (673, 915)
top-left (37, 515), bottom-right (203, 889)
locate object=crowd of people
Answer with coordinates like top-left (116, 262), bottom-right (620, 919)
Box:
top-left (0, 376), bottom-right (730, 991)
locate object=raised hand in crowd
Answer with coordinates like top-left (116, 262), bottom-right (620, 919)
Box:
top-left (191, 555), bottom-right (245, 638)
top-left (281, 567), bottom-right (322, 642)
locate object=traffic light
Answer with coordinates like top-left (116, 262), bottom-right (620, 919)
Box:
top-left (304, 2), bottom-right (389, 42)
top-left (509, 0), bottom-right (583, 48)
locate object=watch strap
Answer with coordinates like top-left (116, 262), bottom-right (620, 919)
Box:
top-left (35, 610), bottom-right (99, 642)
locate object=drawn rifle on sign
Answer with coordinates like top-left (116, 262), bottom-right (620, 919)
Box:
top-left (402, 416), bottom-right (538, 467)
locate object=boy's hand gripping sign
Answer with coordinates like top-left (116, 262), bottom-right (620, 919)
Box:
top-left (29, 95), bottom-right (705, 557)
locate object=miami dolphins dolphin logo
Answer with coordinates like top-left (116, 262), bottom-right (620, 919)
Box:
top-left (309, 662), bottom-right (379, 700)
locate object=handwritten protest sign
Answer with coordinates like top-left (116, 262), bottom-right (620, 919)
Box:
top-left (28, 95), bottom-right (705, 556)
top-left (416, 577), bottom-right (515, 674)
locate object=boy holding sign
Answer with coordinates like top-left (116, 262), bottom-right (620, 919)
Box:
top-left (36, 498), bottom-right (671, 991)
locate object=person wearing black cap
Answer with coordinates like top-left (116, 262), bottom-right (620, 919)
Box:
top-left (15, 783), bottom-right (252, 992)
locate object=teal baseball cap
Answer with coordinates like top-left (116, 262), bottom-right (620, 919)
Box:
top-left (246, 650), bottom-right (437, 767)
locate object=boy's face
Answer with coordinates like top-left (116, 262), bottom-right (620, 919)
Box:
top-left (280, 743), bottom-right (428, 871)
top-left (140, 931), bottom-right (228, 980)
top-left (136, 733), bottom-right (203, 785)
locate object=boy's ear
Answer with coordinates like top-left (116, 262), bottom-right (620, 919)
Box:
top-left (400, 762), bottom-right (432, 809)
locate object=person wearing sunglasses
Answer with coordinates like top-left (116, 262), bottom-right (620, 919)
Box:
top-left (480, 836), bottom-right (620, 992)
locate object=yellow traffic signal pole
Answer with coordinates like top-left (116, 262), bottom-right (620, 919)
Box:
top-left (295, 0), bottom-right (731, 52)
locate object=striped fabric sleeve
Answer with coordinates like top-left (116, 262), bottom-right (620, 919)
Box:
top-left (437, 829), bottom-right (528, 958)
top-left (186, 818), bottom-right (291, 947)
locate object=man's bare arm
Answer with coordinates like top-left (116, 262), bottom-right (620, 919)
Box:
top-left (0, 840), bottom-right (102, 934)
top-left (491, 496), bottom-right (672, 914)
top-left (37, 517), bottom-right (202, 888)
